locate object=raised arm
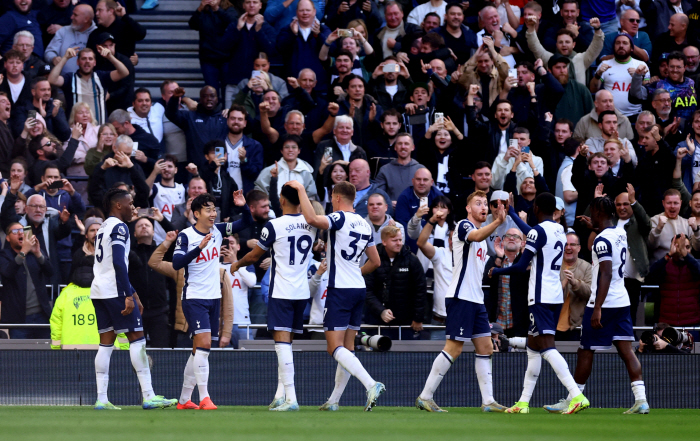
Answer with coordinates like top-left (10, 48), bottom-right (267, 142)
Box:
top-left (286, 180), bottom-right (329, 230)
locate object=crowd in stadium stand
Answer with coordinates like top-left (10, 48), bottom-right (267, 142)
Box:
top-left (0, 0), bottom-right (699, 348)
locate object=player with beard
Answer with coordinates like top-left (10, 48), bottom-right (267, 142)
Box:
top-left (48, 45), bottom-right (129, 124)
top-left (590, 34), bottom-right (650, 117)
top-left (416, 190), bottom-right (508, 413)
top-left (224, 104), bottom-right (263, 194)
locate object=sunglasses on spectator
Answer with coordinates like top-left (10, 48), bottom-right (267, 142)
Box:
top-left (627, 18), bottom-right (640, 23)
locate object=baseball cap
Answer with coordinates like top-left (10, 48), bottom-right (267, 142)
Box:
top-left (555, 196), bottom-right (565, 211)
top-left (490, 190), bottom-right (509, 202)
top-left (94, 33), bottom-right (115, 46)
top-left (490, 323), bottom-right (504, 335)
top-left (548, 54), bottom-right (571, 70)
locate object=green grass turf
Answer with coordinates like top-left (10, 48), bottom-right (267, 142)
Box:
top-left (3, 406), bottom-right (699, 441)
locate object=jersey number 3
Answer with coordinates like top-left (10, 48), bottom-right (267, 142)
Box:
top-left (342, 232), bottom-right (371, 262)
top-left (95, 233), bottom-right (104, 263)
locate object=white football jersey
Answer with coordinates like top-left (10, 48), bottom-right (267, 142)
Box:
top-left (326, 211), bottom-right (375, 289)
top-left (152, 182), bottom-right (186, 243)
top-left (91, 217), bottom-right (132, 299)
top-left (258, 214), bottom-right (317, 300)
top-left (222, 263), bottom-right (257, 324)
top-left (308, 260), bottom-right (329, 326)
top-left (525, 220), bottom-right (566, 305)
top-left (174, 225), bottom-right (223, 300)
top-left (446, 220), bottom-right (488, 304)
top-left (430, 246), bottom-right (453, 316)
top-left (590, 226), bottom-right (630, 308)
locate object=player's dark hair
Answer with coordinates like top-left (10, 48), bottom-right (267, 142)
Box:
top-left (280, 184), bottom-right (300, 206)
top-left (191, 193), bottom-right (217, 219)
top-left (103, 187), bottom-right (130, 215)
top-left (534, 192), bottom-right (556, 216)
top-left (333, 181), bottom-right (356, 203)
top-left (591, 196), bottom-right (616, 220)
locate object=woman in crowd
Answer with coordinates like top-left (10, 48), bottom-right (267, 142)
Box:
top-left (315, 160), bottom-right (349, 213)
top-left (84, 124), bottom-right (118, 176)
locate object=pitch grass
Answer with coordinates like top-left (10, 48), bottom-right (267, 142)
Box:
top-left (3, 406), bottom-right (700, 441)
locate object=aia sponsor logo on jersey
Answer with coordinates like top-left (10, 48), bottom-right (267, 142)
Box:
top-left (321, 289), bottom-right (327, 300)
top-left (476, 247), bottom-right (487, 262)
top-left (196, 247), bottom-right (219, 263)
top-left (161, 204), bottom-right (174, 215)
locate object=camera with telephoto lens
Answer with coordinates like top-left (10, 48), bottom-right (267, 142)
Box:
top-left (640, 330), bottom-right (656, 347)
top-left (661, 327), bottom-right (693, 346)
top-left (355, 332), bottom-right (392, 351)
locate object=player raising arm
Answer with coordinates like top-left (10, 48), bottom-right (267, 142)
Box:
top-left (416, 190), bottom-right (509, 413)
top-left (286, 179), bottom-right (385, 412)
top-left (91, 188), bottom-right (177, 410)
top-left (490, 193), bottom-right (588, 414)
top-left (171, 190), bottom-right (251, 410)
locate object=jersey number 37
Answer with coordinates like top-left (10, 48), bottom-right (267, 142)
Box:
top-left (342, 232), bottom-right (371, 262)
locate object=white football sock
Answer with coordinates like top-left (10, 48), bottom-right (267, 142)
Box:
top-left (631, 381), bottom-right (646, 401)
top-left (275, 342), bottom-right (296, 403)
top-left (95, 344), bottom-right (114, 403)
top-left (333, 346), bottom-right (375, 390)
top-left (419, 351), bottom-right (453, 400)
top-left (518, 348), bottom-right (541, 403)
top-left (475, 354), bottom-right (494, 405)
top-left (274, 373), bottom-right (285, 400)
top-left (567, 383), bottom-right (586, 401)
top-left (328, 362), bottom-right (351, 404)
top-left (194, 348), bottom-right (210, 400)
top-left (129, 338), bottom-right (155, 401)
top-left (179, 353), bottom-right (196, 405)
top-left (541, 348), bottom-right (581, 399)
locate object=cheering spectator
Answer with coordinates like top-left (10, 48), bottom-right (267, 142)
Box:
top-left (375, 133), bottom-right (423, 203)
top-left (276, 0), bottom-right (331, 93)
top-left (465, 89), bottom-right (518, 166)
top-left (43, 3), bottom-right (96, 75)
top-left (12, 31), bottom-right (51, 81)
top-left (555, 230), bottom-right (592, 341)
top-left (364, 225), bottom-right (426, 339)
top-left (599, 9), bottom-right (651, 62)
top-left (369, 57), bottom-right (411, 112)
top-left (395, 167), bottom-right (442, 252)
top-left (169, 177), bottom-right (210, 230)
top-left (315, 160), bottom-right (348, 213)
top-left (458, 36), bottom-right (509, 107)
top-left (1, 50), bottom-right (33, 113)
top-left (347, 158), bottom-right (392, 217)
top-left (584, 112), bottom-right (637, 168)
top-left (648, 189), bottom-right (700, 261)
top-left (0, 222), bottom-right (53, 338)
top-left (642, 0), bottom-right (693, 41)
top-left (548, 54), bottom-right (593, 125)
top-left (87, 0), bottom-right (146, 60)
top-left (14, 78), bottom-right (70, 142)
top-left (108, 108), bottom-right (159, 175)
top-left (313, 115), bottom-right (367, 178)
top-left (254, 134), bottom-right (317, 200)
top-left (281, 69), bottom-right (329, 137)
top-left (652, 13), bottom-right (690, 64)
top-left (635, 126), bottom-right (675, 215)
top-left (483, 227), bottom-right (530, 337)
top-left (189, 0), bottom-right (239, 98)
top-left (0, 0), bottom-right (44, 58)
top-left (84, 123), bottom-right (116, 175)
top-left (265, 0), bottom-right (325, 32)
top-left (374, 1), bottom-right (421, 60)
top-left (492, 127), bottom-right (545, 191)
top-left (542, 0), bottom-right (595, 54)
top-left (499, 59), bottom-right (564, 126)
top-left (527, 17), bottom-right (604, 88)
top-left (476, 6), bottom-right (519, 68)
top-left (127, 88), bottom-right (164, 142)
top-left (237, 189), bottom-right (272, 284)
top-left (573, 89), bottom-right (634, 140)
top-left (571, 146), bottom-right (630, 217)
top-left (416, 117), bottom-right (464, 197)
top-left (431, 4), bottom-right (478, 64)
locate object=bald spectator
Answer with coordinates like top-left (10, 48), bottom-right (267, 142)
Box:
top-left (641, 0), bottom-right (693, 41)
top-left (573, 89), bottom-right (634, 140)
top-left (275, 0), bottom-right (331, 94)
top-left (374, 133), bottom-right (423, 203)
top-left (652, 13), bottom-right (690, 64)
top-left (684, 46), bottom-right (700, 84)
top-left (348, 158), bottom-right (392, 218)
top-left (264, 0), bottom-right (325, 32)
top-left (44, 3), bottom-right (97, 75)
top-left (394, 167), bottom-right (443, 253)
top-left (0, 0), bottom-right (44, 58)
top-left (598, 9), bottom-right (652, 63)
top-left (476, 5), bottom-right (519, 68)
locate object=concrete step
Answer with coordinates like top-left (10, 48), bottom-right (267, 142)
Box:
top-left (135, 84), bottom-right (202, 98)
top-left (138, 51), bottom-right (199, 59)
top-left (136, 71), bottom-right (203, 81)
top-left (135, 0), bottom-right (201, 12)
top-left (136, 42), bottom-right (199, 52)
top-left (142, 28), bottom-right (199, 41)
top-left (139, 21), bottom-right (191, 30)
top-left (137, 56), bottom-right (201, 71)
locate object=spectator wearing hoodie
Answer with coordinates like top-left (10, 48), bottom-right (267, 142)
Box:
top-left (0, 0), bottom-right (45, 58)
top-left (43, 3), bottom-right (96, 74)
top-left (365, 192), bottom-right (405, 246)
top-left (394, 167), bottom-right (443, 253)
top-left (254, 134), bottom-right (317, 201)
top-left (264, 0), bottom-right (325, 33)
top-left (375, 133), bottom-right (424, 203)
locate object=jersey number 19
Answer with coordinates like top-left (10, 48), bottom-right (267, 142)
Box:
top-left (288, 235), bottom-right (313, 265)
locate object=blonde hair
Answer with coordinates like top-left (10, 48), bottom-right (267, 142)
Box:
top-left (69, 102), bottom-right (98, 126)
top-left (381, 225), bottom-right (402, 241)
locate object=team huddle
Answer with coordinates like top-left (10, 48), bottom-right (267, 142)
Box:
top-left (88, 182), bottom-right (648, 414)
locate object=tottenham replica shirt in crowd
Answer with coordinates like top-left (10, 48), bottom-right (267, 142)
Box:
top-left (151, 182), bottom-right (186, 243)
top-left (91, 216), bottom-right (134, 299)
top-left (524, 220), bottom-right (566, 305)
top-left (590, 226), bottom-right (631, 308)
top-left (257, 213), bottom-right (318, 300)
top-left (325, 211), bottom-right (375, 289)
top-left (445, 219), bottom-right (488, 304)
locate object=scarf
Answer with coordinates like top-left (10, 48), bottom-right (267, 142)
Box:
top-left (72, 72), bottom-right (106, 124)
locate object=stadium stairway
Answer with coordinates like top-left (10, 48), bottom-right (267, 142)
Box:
top-left (132, 0), bottom-right (204, 98)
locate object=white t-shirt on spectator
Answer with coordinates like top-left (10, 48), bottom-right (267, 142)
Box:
top-left (599, 58), bottom-right (650, 117)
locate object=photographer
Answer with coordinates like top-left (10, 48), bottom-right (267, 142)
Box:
top-left (638, 323), bottom-right (694, 354)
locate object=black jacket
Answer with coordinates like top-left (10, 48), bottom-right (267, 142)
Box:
top-left (87, 15), bottom-right (147, 57)
top-left (200, 160), bottom-right (238, 221)
top-left (0, 245), bottom-right (53, 324)
top-left (571, 154), bottom-right (634, 216)
top-left (466, 104), bottom-right (519, 166)
top-left (483, 253), bottom-right (530, 337)
top-left (129, 242), bottom-right (169, 316)
top-left (188, 7), bottom-right (238, 63)
top-left (237, 217), bottom-right (271, 282)
top-left (88, 154), bottom-right (150, 208)
top-left (13, 98), bottom-right (71, 141)
top-left (364, 244), bottom-right (426, 325)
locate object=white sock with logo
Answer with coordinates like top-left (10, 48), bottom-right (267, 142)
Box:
top-left (518, 348), bottom-right (541, 403)
top-left (129, 338), bottom-right (155, 401)
top-left (95, 344), bottom-right (114, 403)
top-left (419, 351), bottom-right (453, 400)
top-left (475, 354), bottom-right (494, 405)
top-left (194, 348), bottom-right (210, 400)
top-left (333, 346), bottom-right (375, 390)
top-left (275, 342), bottom-right (296, 403)
top-left (179, 353), bottom-right (196, 404)
top-left (541, 348), bottom-right (581, 399)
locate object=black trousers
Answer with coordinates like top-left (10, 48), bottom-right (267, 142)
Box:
top-left (625, 278), bottom-right (642, 326)
top-left (143, 311), bottom-right (170, 348)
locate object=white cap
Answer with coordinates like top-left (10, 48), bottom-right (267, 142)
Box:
top-left (490, 190), bottom-right (509, 202)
